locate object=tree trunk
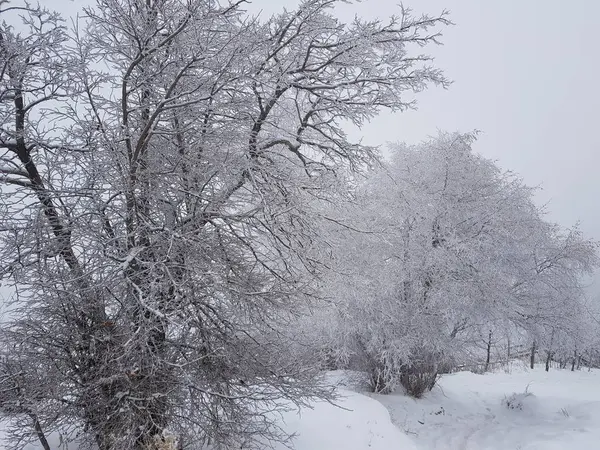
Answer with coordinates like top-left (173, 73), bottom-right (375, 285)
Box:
top-left (545, 330), bottom-right (555, 372)
top-left (572, 350), bottom-right (577, 372)
top-left (530, 341), bottom-right (536, 369)
top-left (29, 414), bottom-right (51, 450)
top-left (484, 330), bottom-right (492, 372)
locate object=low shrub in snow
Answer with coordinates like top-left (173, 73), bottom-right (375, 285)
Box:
top-left (362, 347), bottom-right (446, 397)
top-left (399, 363), bottom-right (439, 398)
top-left (369, 364), bottom-right (397, 395)
top-left (502, 389), bottom-right (536, 411)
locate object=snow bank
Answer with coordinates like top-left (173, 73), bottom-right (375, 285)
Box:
top-left (275, 389), bottom-right (417, 450)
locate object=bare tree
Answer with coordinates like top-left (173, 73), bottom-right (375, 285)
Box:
top-left (0, 1), bottom-right (449, 448)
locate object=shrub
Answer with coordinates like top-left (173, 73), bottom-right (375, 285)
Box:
top-left (361, 347), bottom-right (447, 397)
top-left (398, 354), bottom-right (442, 398)
top-left (502, 386), bottom-right (536, 412)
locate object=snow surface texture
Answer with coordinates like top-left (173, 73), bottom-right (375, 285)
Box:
top-left (273, 389), bottom-right (418, 450)
top-left (4, 363), bottom-right (600, 449)
top-left (375, 362), bottom-right (600, 450)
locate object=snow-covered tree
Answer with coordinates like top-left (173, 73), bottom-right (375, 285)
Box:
top-left (513, 224), bottom-right (598, 370)
top-left (0, 0), bottom-right (449, 448)
top-left (323, 132), bottom-right (597, 395)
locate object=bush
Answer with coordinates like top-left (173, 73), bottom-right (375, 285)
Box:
top-left (369, 364), bottom-right (396, 394)
top-left (399, 369), bottom-right (438, 398)
top-left (398, 353), bottom-right (443, 398)
top-left (359, 346), bottom-right (447, 397)
top-left (502, 387), bottom-right (537, 412)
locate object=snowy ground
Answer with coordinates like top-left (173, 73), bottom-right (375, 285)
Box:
top-left (273, 389), bottom-right (418, 450)
top-left (4, 363), bottom-right (600, 449)
top-left (372, 362), bottom-right (600, 450)
top-left (277, 363), bottom-right (600, 450)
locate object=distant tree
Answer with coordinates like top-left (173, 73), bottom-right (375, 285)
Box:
top-left (323, 132), bottom-right (597, 394)
top-left (511, 224), bottom-right (598, 371)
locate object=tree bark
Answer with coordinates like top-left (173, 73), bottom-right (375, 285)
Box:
top-left (29, 413), bottom-right (51, 450)
top-left (484, 330), bottom-right (492, 372)
top-left (545, 330), bottom-right (555, 372)
top-left (530, 341), bottom-right (536, 369)
top-left (545, 351), bottom-right (552, 372)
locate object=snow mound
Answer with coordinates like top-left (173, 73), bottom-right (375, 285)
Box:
top-left (275, 389), bottom-right (417, 450)
top-left (502, 391), bottom-right (539, 413)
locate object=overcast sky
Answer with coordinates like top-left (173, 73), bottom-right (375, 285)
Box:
top-left (57, 0), bottom-right (599, 235)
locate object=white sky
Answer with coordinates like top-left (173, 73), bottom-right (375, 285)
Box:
top-left (53, 0), bottom-right (600, 235)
